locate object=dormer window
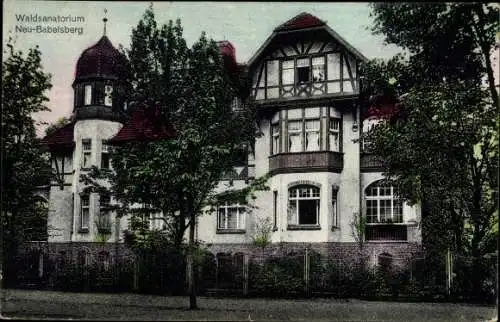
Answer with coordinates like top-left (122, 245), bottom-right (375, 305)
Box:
top-left (84, 84), bottom-right (92, 105)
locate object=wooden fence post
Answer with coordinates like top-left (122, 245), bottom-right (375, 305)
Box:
top-left (243, 254), bottom-right (249, 296)
top-left (304, 248), bottom-right (310, 297)
top-left (133, 256), bottom-right (139, 291)
top-left (445, 248), bottom-right (451, 297)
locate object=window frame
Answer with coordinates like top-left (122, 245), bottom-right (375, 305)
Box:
top-left (84, 84), bottom-right (92, 106)
top-left (365, 182), bottom-right (403, 224)
top-left (217, 203), bottom-right (246, 232)
top-left (104, 84), bottom-right (113, 107)
top-left (98, 194), bottom-right (111, 233)
top-left (329, 118), bottom-right (341, 152)
top-left (101, 141), bottom-right (110, 169)
top-left (82, 139), bottom-right (92, 169)
top-left (80, 194), bottom-right (90, 232)
top-left (288, 185), bottom-right (321, 228)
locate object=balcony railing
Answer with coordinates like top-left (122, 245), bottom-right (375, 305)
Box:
top-left (365, 224), bottom-right (407, 241)
top-left (360, 153), bottom-right (384, 172)
top-left (269, 151), bottom-right (343, 174)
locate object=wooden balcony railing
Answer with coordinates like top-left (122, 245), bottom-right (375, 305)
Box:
top-left (269, 151), bottom-right (343, 174)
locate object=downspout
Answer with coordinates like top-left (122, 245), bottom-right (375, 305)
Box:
top-left (357, 100), bottom-right (363, 253)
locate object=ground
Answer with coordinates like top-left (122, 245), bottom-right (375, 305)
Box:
top-left (1, 289), bottom-right (497, 321)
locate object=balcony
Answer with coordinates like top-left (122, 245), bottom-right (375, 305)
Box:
top-left (360, 153), bottom-right (384, 172)
top-left (269, 151), bottom-right (343, 175)
top-left (365, 224), bottom-right (408, 241)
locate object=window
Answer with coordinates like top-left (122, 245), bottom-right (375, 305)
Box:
top-left (282, 60), bottom-right (295, 85)
top-left (101, 141), bottom-right (110, 169)
top-left (84, 84), bottom-right (92, 105)
top-left (104, 85), bottom-right (113, 107)
top-left (271, 123), bottom-right (280, 155)
top-left (288, 121), bottom-right (303, 152)
top-left (297, 58), bottom-right (310, 83)
top-left (312, 57), bottom-right (325, 82)
top-left (217, 203), bottom-right (246, 230)
top-left (332, 186), bottom-right (339, 227)
top-left (82, 139), bottom-right (91, 168)
top-left (365, 181), bottom-right (403, 224)
top-left (288, 185), bottom-right (320, 226)
top-left (80, 194), bottom-right (90, 231)
top-left (98, 194), bottom-right (111, 232)
top-left (273, 191), bottom-right (278, 229)
top-left (305, 120), bottom-right (320, 151)
top-left (329, 119), bottom-right (340, 152)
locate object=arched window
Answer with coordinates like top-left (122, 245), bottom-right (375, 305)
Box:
top-left (365, 181), bottom-right (403, 224)
top-left (288, 185), bottom-right (320, 226)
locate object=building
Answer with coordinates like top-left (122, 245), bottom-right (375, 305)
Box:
top-left (41, 13), bottom-right (422, 264)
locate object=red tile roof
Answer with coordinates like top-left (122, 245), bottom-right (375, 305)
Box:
top-left (74, 35), bottom-right (129, 81)
top-left (110, 106), bottom-right (176, 144)
top-left (40, 122), bottom-right (75, 149)
top-left (274, 12), bottom-right (326, 32)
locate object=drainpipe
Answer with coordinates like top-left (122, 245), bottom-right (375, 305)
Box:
top-left (357, 100), bottom-right (363, 257)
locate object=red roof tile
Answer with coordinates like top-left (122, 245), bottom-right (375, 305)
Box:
top-left (74, 36), bottom-right (129, 81)
top-left (274, 12), bottom-right (326, 32)
top-left (40, 122), bottom-right (75, 149)
top-left (110, 106), bottom-right (176, 144)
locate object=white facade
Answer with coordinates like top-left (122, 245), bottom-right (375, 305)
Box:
top-left (46, 13), bottom-right (422, 249)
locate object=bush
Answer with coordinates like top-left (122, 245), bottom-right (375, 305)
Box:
top-left (249, 255), bottom-right (304, 296)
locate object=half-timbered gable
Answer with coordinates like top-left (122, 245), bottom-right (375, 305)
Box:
top-left (248, 12), bottom-right (367, 102)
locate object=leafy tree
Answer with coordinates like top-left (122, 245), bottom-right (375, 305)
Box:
top-left (44, 116), bottom-right (72, 136)
top-left (363, 3), bottom-right (499, 297)
top-left (1, 38), bottom-right (52, 284)
top-left (81, 6), bottom-right (268, 308)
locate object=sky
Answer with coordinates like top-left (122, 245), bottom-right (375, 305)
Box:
top-left (3, 1), bottom-right (404, 137)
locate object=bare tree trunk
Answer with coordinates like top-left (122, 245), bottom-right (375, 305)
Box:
top-left (187, 210), bottom-right (197, 309)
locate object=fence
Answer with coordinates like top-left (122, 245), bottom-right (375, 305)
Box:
top-left (6, 244), bottom-right (497, 303)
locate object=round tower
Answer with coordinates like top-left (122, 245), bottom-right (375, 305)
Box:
top-left (71, 14), bottom-right (130, 242)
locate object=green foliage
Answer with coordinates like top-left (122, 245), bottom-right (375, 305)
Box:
top-left (44, 116), bottom-right (72, 136)
top-left (350, 211), bottom-right (367, 250)
top-left (1, 37), bottom-right (52, 280)
top-left (249, 256), bottom-right (304, 296)
top-left (365, 3), bottom-right (499, 263)
top-left (80, 7), bottom-right (268, 250)
top-left (251, 216), bottom-right (273, 249)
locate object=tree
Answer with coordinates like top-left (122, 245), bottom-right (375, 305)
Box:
top-left (363, 3), bottom-right (499, 297)
top-left (44, 116), bottom-right (72, 136)
top-left (1, 38), bottom-right (52, 285)
top-left (81, 6), bottom-right (268, 309)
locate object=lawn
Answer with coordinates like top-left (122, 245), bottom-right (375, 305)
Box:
top-left (2, 289), bottom-right (497, 321)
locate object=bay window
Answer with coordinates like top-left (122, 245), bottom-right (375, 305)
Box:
top-left (288, 121), bottom-right (303, 152)
top-left (305, 119), bottom-right (320, 151)
top-left (271, 108), bottom-right (342, 155)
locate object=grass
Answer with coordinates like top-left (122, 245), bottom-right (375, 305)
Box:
top-left (2, 289), bottom-right (497, 321)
